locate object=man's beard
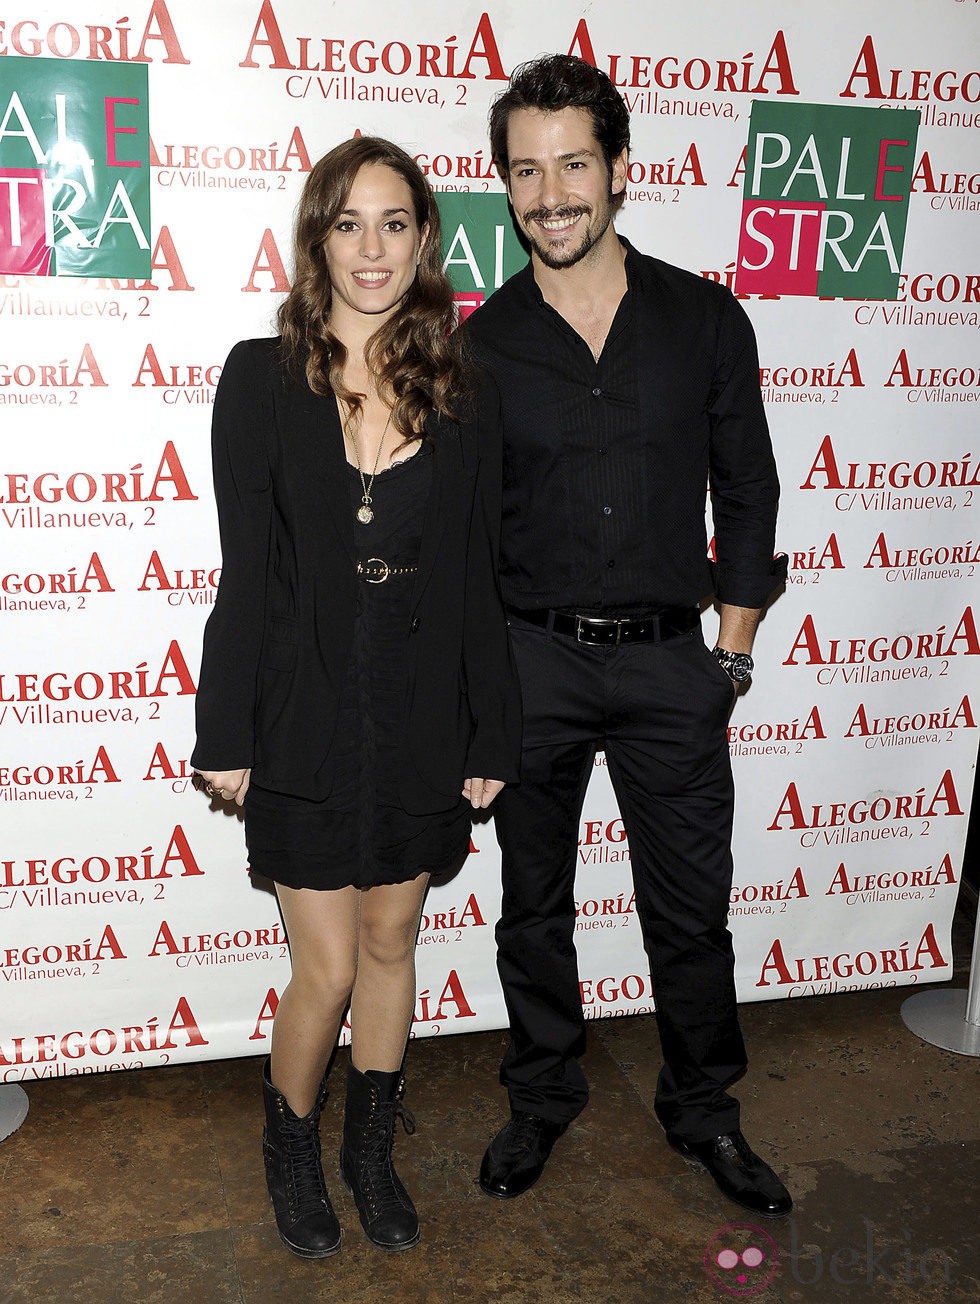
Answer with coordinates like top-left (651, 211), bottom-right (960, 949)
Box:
top-left (522, 204), bottom-right (613, 270)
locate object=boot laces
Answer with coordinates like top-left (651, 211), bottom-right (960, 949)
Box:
top-left (280, 1117), bottom-right (329, 1216)
top-left (356, 1098), bottom-right (416, 1217)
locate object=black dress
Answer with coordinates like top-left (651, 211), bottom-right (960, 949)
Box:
top-left (244, 441), bottom-right (472, 890)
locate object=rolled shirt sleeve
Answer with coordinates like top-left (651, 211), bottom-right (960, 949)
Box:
top-left (707, 293), bottom-right (785, 608)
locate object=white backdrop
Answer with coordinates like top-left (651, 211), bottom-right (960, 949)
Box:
top-left (2, 0), bottom-right (978, 1081)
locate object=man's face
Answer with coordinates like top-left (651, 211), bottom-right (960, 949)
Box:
top-left (504, 106), bottom-right (627, 271)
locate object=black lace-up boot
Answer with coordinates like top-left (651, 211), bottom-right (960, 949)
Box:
top-left (339, 1064), bottom-right (420, 1250)
top-left (261, 1059), bottom-right (341, 1258)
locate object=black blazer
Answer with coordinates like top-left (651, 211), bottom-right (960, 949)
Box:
top-left (191, 338), bottom-right (521, 813)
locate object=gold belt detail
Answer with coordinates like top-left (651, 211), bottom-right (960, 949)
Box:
top-left (356, 558), bottom-right (419, 584)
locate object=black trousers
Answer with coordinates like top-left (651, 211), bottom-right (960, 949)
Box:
top-left (492, 614), bottom-right (747, 1143)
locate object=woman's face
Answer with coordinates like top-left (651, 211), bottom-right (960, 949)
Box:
top-left (323, 162), bottom-right (428, 328)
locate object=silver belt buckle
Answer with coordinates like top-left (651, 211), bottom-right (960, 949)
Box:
top-left (574, 615), bottom-right (621, 645)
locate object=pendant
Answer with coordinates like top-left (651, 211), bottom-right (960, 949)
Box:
top-left (357, 503), bottom-right (374, 525)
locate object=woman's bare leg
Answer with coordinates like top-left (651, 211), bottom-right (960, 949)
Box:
top-left (349, 873), bottom-right (430, 1071)
top-left (270, 883), bottom-right (360, 1115)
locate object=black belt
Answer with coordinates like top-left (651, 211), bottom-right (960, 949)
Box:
top-left (508, 605), bottom-right (700, 646)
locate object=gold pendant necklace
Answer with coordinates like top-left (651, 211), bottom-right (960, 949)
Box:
top-left (343, 406), bottom-right (393, 525)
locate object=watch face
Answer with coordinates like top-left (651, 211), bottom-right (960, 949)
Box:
top-left (730, 653), bottom-right (754, 682)
top-left (712, 647), bottom-right (754, 682)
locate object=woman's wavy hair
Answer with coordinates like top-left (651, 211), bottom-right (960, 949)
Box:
top-left (278, 136), bottom-right (468, 438)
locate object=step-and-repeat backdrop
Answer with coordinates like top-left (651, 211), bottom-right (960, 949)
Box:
top-left (2, 0), bottom-right (978, 1081)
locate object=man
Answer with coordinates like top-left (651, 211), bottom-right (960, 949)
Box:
top-left (466, 54), bottom-right (790, 1218)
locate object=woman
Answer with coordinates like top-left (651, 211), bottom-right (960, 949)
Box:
top-left (191, 137), bottom-right (520, 1259)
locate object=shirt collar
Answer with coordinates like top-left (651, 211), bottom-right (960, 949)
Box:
top-left (520, 233), bottom-right (640, 309)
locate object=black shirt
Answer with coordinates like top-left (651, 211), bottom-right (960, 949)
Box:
top-left (466, 239), bottom-right (782, 612)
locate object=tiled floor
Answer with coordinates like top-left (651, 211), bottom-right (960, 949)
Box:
top-left (2, 908), bottom-right (978, 1304)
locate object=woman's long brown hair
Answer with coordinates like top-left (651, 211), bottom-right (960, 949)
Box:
top-left (277, 136), bottom-right (470, 437)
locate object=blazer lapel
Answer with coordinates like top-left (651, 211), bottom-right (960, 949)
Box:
top-left (291, 378), bottom-right (355, 566)
top-left (413, 411), bottom-right (458, 602)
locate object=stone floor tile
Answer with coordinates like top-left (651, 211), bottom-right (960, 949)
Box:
top-left (0, 1064), bottom-right (227, 1255)
top-left (0, 1229), bottom-right (240, 1304)
top-left (597, 986), bottom-right (980, 1168)
top-left (200, 1052), bottom-right (280, 1226)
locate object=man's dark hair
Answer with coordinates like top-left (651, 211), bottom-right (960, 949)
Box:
top-left (489, 54), bottom-right (631, 203)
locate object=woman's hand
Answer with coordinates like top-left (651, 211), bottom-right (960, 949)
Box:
top-left (194, 768), bottom-right (251, 806)
top-left (462, 778), bottom-right (506, 810)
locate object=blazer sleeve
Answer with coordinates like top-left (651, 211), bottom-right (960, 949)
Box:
top-left (461, 375), bottom-right (522, 782)
top-left (191, 340), bottom-right (274, 771)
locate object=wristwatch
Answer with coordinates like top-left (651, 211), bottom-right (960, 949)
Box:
top-left (712, 646), bottom-right (754, 683)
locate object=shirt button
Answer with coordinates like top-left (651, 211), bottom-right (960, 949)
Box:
top-left (602, 506), bottom-right (612, 515)
top-left (598, 447), bottom-right (607, 455)
top-left (592, 387), bottom-right (601, 397)
top-left (607, 559), bottom-right (616, 568)
top-left (410, 616), bottom-right (421, 633)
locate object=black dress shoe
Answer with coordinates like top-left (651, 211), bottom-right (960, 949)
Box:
top-left (479, 1112), bottom-right (568, 1199)
top-left (669, 1129), bottom-right (793, 1218)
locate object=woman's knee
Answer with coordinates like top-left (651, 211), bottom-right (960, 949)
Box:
top-left (288, 952), bottom-right (357, 1009)
top-left (357, 913), bottom-right (419, 968)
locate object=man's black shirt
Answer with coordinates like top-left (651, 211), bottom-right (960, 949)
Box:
top-left (466, 240), bottom-right (782, 612)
